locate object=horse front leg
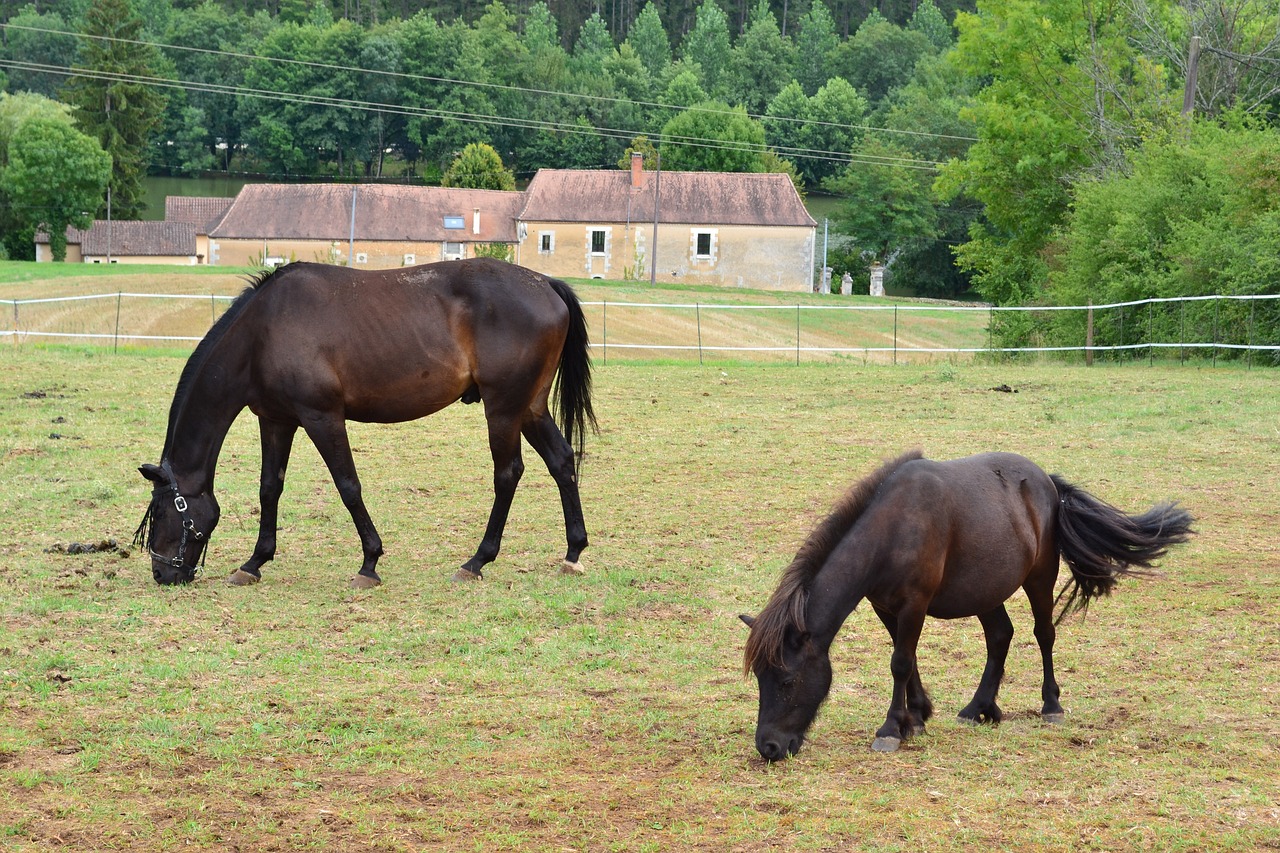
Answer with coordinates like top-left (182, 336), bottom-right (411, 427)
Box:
top-left (228, 419), bottom-right (298, 587)
top-left (454, 415), bottom-right (523, 582)
top-left (872, 604), bottom-right (933, 735)
top-left (302, 414), bottom-right (383, 589)
top-left (522, 412), bottom-right (589, 575)
top-left (873, 607), bottom-right (927, 753)
top-left (958, 605), bottom-right (1014, 725)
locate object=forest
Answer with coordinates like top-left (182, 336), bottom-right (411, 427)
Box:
top-left (1, 0), bottom-right (1278, 329)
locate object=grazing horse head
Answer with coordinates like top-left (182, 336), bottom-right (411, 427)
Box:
top-left (739, 613), bottom-right (832, 760)
top-left (135, 462), bottom-right (219, 585)
top-left (741, 451), bottom-right (924, 760)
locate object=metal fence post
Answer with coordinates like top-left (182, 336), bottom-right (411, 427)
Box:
top-left (696, 302), bottom-right (703, 366)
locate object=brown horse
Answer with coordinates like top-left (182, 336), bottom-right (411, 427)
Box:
top-left (135, 258), bottom-right (596, 588)
top-left (742, 450), bottom-right (1193, 758)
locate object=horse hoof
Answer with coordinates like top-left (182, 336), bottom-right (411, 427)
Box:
top-left (957, 715), bottom-right (980, 727)
top-left (451, 568), bottom-right (482, 583)
top-left (560, 560), bottom-right (586, 576)
top-left (226, 569), bottom-right (260, 586)
top-left (349, 574), bottom-right (381, 590)
top-left (1042, 711), bottom-right (1066, 724)
top-left (871, 736), bottom-right (901, 753)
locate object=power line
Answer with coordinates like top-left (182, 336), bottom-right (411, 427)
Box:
top-left (1, 58), bottom-right (948, 172)
top-left (0, 21), bottom-right (977, 157)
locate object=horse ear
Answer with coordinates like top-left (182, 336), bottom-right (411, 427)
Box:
top-left (739, 614), bottom-right (756, 629)
top-left (139, 463), bottom-right (164, 484)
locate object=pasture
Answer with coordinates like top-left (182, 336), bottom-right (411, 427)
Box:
top-left (2, 319), bottom-right (1279, 848)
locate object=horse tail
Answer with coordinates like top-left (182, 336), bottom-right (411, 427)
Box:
top-left (1050, 474), bottom-right (1194, 623)
top-left (547, 277), bottom-right (598, 459)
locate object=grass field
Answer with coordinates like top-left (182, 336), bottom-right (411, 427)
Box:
top-left (2, 340), bottom-right (1277, 851)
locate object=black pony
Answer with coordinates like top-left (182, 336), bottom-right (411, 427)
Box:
top-left (742, 450), bottom-right (1193, 758)
top-left (135, 258), bottom-right (596, 588)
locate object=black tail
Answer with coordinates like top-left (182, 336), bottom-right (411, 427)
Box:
top-left (547, 277), bottom-right (598, 459)
top-left (1050, 474), bottom-right (1194, 623)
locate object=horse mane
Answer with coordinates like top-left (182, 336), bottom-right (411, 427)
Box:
top-left (743, 448), bottom-right (923, 675)
top-left (160, 267), bottom-right (281, 458)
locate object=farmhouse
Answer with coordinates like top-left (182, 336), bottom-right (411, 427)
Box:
top-left (34, 166), bottom-right (818, 290)
top-left (205, 183), bottom-right (523, 268)
top-left (35, 220), bottom-right (200, 264)
top-left (515, 155), bottom-right (817, 291)
top-left (164, 196), bottom-right (233, 264)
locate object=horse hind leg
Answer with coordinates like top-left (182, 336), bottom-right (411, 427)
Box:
top-left (1024, 572), bottom-right (1065, 722)
top-left (454, 414), bottom-right (525, 581)
top-left (521, 411), bottom-right (589, 575)
top-left (958, 604), bottom-right (1014, 725)
top-left (229, 419), bottom-right (298, 587)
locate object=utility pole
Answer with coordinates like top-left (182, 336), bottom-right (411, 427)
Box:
top-left (649, 150), bottom-right (661, 287)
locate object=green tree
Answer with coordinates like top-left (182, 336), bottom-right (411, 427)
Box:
top-left (1, 5), bottom-right (80, 99)
top-left (829, 16), bottom-right (931, 106)
top-left (727, 0), bottom-right (796, 114)
top-left (62, 0), bottom-right (168, 219)
top-left (442, 141), bottom-right (516, 189)
top-left (680, 0), bottom-right (732, 98)
top-left (626, 2), bottom-right (671, 78)
top-left (1, 118), bottom-right (111, 261)
top-left (162, 2), bottom-right (266, 173)
top-left (824, 136), bottom-right (937, 268)
top-left (791, 0), bottom-right (840, 96)
top-left (398, 14), bottom-right (494, 174)
top-left (1052, 121), bottom-right (1280, 306)
top-left (939, 0), bottom-right (1174, 304)
top-left (660, 100), bottom-right (768, 172)
top-left (907, 0), bottom-right (953, 52)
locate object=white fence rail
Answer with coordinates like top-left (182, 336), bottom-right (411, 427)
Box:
top-left (3, 291), bottom-right (1279, 365)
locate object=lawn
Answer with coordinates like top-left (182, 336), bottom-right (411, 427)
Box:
top-left (1, 341), bottom-right (1277, 851)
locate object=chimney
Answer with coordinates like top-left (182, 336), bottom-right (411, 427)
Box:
top-left (473, 208), bottom-right (481, 235)
top-left (631, 151), bottom-right (644, 188)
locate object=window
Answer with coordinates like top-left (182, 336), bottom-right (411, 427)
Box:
top-left (444, 241), bottom-right (464, 259)
top-left (539, 232), bottom-right (555, 254)
top-left (590, 229), bottom-right (607, 254)
top-left (693, 230), bottom-right (716, 259)
top-left (443, 216), bottom-right (465, 230)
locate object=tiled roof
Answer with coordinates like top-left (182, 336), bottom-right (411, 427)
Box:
top-left (37, 220), bottom-right (197, 256)
top-left (164, 196), bottom-right (233, 232)
top-left (519, 169), bottom-right (816, 227)
top-left (209, 183), bottom-right (524, 242)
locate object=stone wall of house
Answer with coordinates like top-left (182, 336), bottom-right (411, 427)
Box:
top-left (515, 221), bottom-right (815, 291)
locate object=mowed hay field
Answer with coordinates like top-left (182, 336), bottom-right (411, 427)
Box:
top-left (1, 268), bottom-right (1279, 851)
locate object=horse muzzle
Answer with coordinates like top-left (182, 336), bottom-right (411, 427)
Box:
top-left (756, 729), bottom-right (803, 761)
top-left (151, 560), bottom-right (197, 585)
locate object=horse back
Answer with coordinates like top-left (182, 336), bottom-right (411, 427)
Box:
top-left (239, 260), bottom-right (572, 423)
top-left (859, 452), bottom-right (1059, 619)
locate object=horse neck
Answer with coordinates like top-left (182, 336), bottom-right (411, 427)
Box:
top-left (803, 537), bottom-right (875, 649)
top-left (164, 345), bottom-right (249, 494)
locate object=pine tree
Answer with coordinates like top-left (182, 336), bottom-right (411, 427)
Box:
top-left (62, 0), bottom-right (168, 219)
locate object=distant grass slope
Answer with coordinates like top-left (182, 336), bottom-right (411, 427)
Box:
top-left (0, 261), bottom-right (990, 364)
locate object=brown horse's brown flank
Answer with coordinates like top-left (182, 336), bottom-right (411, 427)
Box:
top-left (743, 449), bottom-right (923, 675)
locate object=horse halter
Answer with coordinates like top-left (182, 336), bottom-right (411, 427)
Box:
top-left (148, 463), bottom-right (207, 574)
